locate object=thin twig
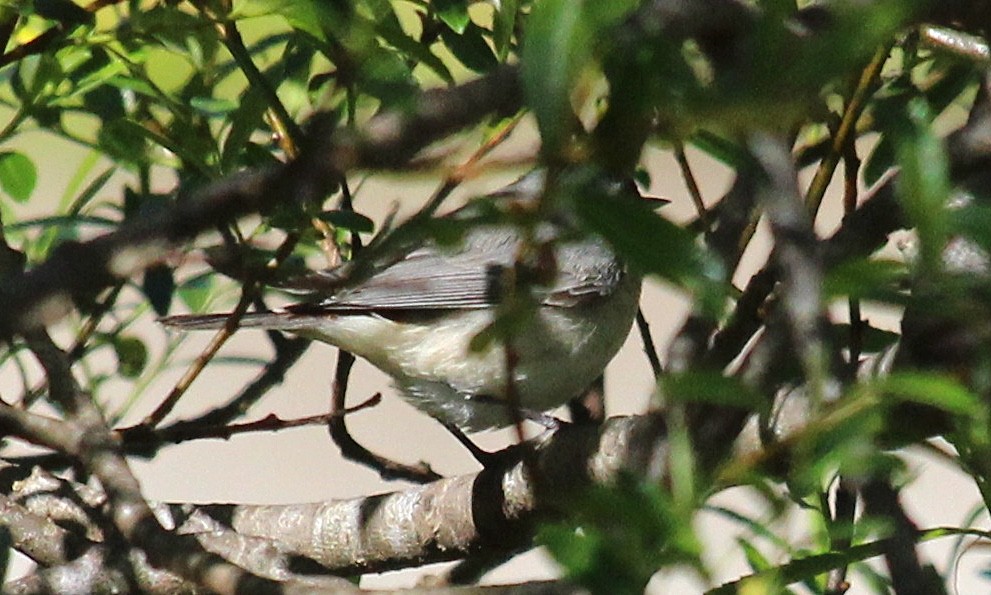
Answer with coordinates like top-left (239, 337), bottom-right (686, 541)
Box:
top-left (117, 335), bottom-right (309, 450)
top-left (431, 110), bottom-right (526, 212)
top-left (674, 142), bottom-right (708, 225)
top-left (503, 345), bottom-right (528, 446)
top-left (805, 45), bottom-right (890, 213)
top-left (825, 477), bottom-right (858, 595)
top-left (635, 307), bottom-right (663, 378)
top-left (138, 5), bottom-right (314, 428)
top-left (843, 134), bottom-right (865, 378)
top-left (215, 329), bottom-right (307, 422)
top-left (702, 267), bottom-right (776, 369)
top-left (127, 394), bottom-right (381, 446)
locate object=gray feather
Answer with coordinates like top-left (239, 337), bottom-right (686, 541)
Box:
top-left (288, 227), bottom-right (625, 313)
top-left (159, 311), bottom-right (330, 331)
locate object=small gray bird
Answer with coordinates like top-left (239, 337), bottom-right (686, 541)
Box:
top-left (161, 173), bottom-right (642, 431)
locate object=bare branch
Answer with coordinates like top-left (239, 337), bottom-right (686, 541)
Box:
top-left (183, 415), bottom-right (669, 575)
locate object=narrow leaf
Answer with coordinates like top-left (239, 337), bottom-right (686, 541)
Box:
top-left (434, 0), bottom-right (470, 34)
top-left (873, 372), bottom-right (981, 416)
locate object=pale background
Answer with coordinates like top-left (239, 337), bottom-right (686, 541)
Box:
top-left (2, 117), bottom-right (989, 593)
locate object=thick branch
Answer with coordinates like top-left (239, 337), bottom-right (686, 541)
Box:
top-left (180, 415), bottom-right (669, 575)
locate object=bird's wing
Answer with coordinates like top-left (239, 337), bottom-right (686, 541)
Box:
top-left (286, 229), bottom-right (626, 313)
top-left (290, 230), bottom-right (517, 312)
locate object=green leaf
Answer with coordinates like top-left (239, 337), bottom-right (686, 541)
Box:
top-left (66, 167), bottom-right (117, 216)
top-left (233, 0), bottom-right (350, 43)
top-left (539, 476), bottom-right (701, 595)
top-left (0, 152), bottom-right (37, 203)
top-left (582, 0), bottom-right (642, 27)
top-left (127, 5), bottom-right (219, 61)
top-left (190, 96), bottom-right (240, 117)
top-left (523, 0), bottom-right (642, 153)
top-left (922, 60), bottom-right (979, 115)
top-left (143, 265), bottom-right (175, 317)
top-left (690, 130), bottom-right (752, 170)
top-left (737, 538), bottom-right (773, 573)
top-left (949, 204), bottom-right (991, 256)
top-left (828, 323), bottom-right (900, 354)
top-left (823, 258), bottom-right (908, 303)
top-left (434, 0), bottom-right (470, 34)
top-left (357, 51), bottom-right (416, 106)
top-left (103, 75), bottom-right (160, 101)
top-left (59, 150), bottom-right (103, 208)
top-left (317, 210), bottom-right (375, 233)
top-left (2, 215), bottom-right (118, 233)
top-left (705, 505), bottom-right (794, 554)
top-left (890, 98), bottom-right (951, 274)
top-left (97, 119), bottom-right (149, 164)
top-left (81, 86), bottom-right (126, 120)
top-left (100, 118), bottom-right (213, 176)
top-left (221, 86), bottom-right (269, 172)
top-left (492, 0), bottom-right (518, 59)
top-left (862, 134), bottom-right (895, 186)
top-left (374, 16), bottom-right (454, 84)
top-left (440, 21), bottom-right (498, 73)
top-left (715, 1), bottom-right (912, 123)
top-left (59, 48), bottom-right (127, 106)
top-left (571, 185), bottom-right (697, 282)
top-left (13, 54), bottom-right (62, 103)
top-left (521, 0), bottom-right (591, 154)
top-left (177, 273), bottom-right (215, 313)
top-left (539, 525), bottom-right (602, 578)
top-left (113, 336), bottom-right (148, 379)
top-left (872, 372), bottom-right (981, 417)
top-left (662, 371), bottom-right (764, 411)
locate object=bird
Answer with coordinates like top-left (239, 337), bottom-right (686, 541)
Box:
top-left (161, 172), bottom-right (642, 431)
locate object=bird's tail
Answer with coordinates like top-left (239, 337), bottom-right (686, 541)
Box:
top-left (159, 311), bottom-right (325, 332)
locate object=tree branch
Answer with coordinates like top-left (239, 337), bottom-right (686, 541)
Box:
top-left (171, 415), bottom-right (669, 575)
